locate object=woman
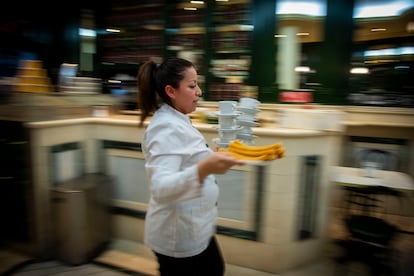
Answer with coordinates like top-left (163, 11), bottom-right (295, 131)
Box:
top-left (137, 57), bottom-right (245, 276)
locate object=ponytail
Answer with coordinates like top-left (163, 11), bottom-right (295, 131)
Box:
top-left (137, 61), bottom-right (158, 127)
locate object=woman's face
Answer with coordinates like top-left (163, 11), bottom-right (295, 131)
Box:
top-left (167, 66), bottom-right (202, 114)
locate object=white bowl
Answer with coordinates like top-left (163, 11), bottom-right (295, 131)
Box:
top-left (219, 100), bottom-right (237, 114)
top-left (218, 127), bottom-right (241, 142)
top-left (237, 106), bottom-right (260, 114)
top-left (237, 119), bottom-right (259, 127)
top-left (219, 116), bottom-right (237, 129)
top-left (239, 126), bottom-right (253, 134)
top-left (238, 113), bottom-right (257, 122)
top-left (239, 97), bottom-right (260, 109)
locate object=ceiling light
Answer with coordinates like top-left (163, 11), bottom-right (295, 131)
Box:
top-left (79, 28), bottom-right (96, 37)
top-left (371, 28), bottom-right (387, 32)
top-left (106, 28), bottom-right (121, 33)
top-left (364, 47), bottom-right (414, 57)
top-left (353, 1), bottom-right (413, 18)
top-left (350, 67), bottom-right (369, 74)
top-left (295, 66), bottom-right (311, 72)
top-left (276, 1), bottom-right (326, 17)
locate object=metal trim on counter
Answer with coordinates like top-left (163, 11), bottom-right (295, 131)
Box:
top-left (24, 116), bottom-right (334, 137)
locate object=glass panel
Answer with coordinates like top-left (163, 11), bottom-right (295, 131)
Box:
top-left (350, 0), bottom-right (414, 107)
top-left (215, 165), bottom-right (264, 240)
top-left (51, 142), bottom-right (83, 184)
top-left (216, 170), bottom-right (246, 221)
top-left (275, 0), bottom-right (326, 103)
top-left (296, 155), bottom-right (321, 240)
top-left (107, 155), bottom-right (149, 204)
top-left (102, 143), bottom-right (262, 239)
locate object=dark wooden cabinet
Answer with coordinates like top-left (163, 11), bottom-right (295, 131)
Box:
top-left (208, 0), bottom-right (253, 100)
top-left (96, 0), bottom-right (256, 102)
top-left (99, 1), bottom-right (165, 66)
top-left (165, 1), bottom-right (208, 87)
top-left (0, 121), bottom-right (32, 245)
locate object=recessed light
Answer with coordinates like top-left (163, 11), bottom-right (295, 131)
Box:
top-left (371, 28), bottom-right (387, 32)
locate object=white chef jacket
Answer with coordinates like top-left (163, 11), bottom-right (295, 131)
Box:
top-left (142, 104), bottom-right (219, 258)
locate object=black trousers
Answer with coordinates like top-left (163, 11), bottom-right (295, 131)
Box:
top-left (154, 237), bottom-right (225, 276)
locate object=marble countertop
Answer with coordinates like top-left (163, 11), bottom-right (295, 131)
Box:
top-left (24, 113), bottom-right (332, 137)
top-left (331, 166), bottom-right (414, 192)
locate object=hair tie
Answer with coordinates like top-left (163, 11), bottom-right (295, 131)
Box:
top-left (152, 62), bottom-right (160, 72)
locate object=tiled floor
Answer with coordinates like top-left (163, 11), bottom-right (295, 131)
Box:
top-left (2, 233), bottom-right (414, 276)
top-left (2, 208), bottom-right (414, 276)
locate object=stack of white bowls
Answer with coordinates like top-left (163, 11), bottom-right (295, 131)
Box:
top-left (236, 97), bottom-right (260, 145)
top-left (213, 100), bottom-right (242, 148)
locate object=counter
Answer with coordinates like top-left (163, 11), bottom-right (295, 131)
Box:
top-left (22, 112), bottom-right (342, 273)
top-left (2, 96), bottom-right (413, 273)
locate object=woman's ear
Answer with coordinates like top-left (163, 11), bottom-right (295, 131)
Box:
top-left (165, 85), bottom-right (175, 99)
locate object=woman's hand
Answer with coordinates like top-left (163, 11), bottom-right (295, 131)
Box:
top-left (197, 152), bottom-right (245, 182)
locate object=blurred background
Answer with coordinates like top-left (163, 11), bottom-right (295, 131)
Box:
top-left (0, 1), bottom-right (413, 275)
top-left (0, 0), bottom-right (413, 109)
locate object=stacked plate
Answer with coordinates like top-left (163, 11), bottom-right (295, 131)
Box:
top-left (211, 98), bottom-right (261, 147)
top-left (236, 97), bottom-right (260, 145)
top-left (212, 101), bottom-right (242, 148)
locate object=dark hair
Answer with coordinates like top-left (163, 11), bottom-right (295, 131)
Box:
top-left (137, 57), bottom-right (194, 126)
